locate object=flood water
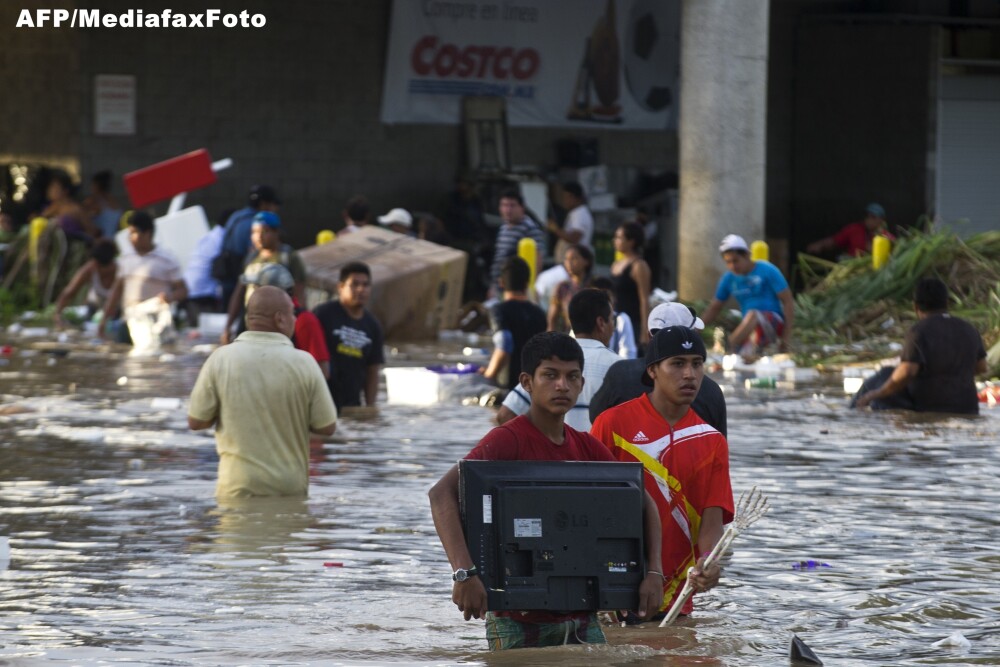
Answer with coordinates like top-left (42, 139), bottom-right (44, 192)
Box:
top-left (1, 334), bottom-right (999, 666)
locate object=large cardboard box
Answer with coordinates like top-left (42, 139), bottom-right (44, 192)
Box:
top-left (299, 227), bottom-right (467, 341)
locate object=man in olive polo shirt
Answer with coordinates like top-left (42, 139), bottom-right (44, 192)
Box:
top-left (188, 286), bottom-right (338, 497)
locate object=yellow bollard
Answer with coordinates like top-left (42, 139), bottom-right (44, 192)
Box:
top-left (517, 237), bottom-right (537, 291)
top-left (316, 229), bottom-right (335, 245)
top-left (750, 240), bottom-right (769, 262)
top-left (28, 216), bottom-right (48, 266)
top-left (872, 235), bottom-right (890, 270)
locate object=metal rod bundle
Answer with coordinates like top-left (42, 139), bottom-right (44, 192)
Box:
top-left (659, 486), bottom-right (770, 627)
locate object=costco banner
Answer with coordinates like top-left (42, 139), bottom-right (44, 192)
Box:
top-left (380, 0), bottom-right (679, 129)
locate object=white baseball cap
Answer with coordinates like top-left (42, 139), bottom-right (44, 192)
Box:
top-left (719, 234), bottom-right (749, 254)
top-left (647, 302), bottom-right (705, 333)
top-left (378, 208), bottom-right (413, 228)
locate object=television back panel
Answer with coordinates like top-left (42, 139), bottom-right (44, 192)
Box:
top-left (459, 460), bottom-right (645, 612)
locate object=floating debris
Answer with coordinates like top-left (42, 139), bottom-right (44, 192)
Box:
top-left (150, 397), bottom-right (182, 410)
top-left (790, 634), bottom-right (823, 665)
top-left (796, 228), bottom-right (1000, 363)
top-left (792, 561), bottom-right (831, 570)
top-left (932, 630), bottom-right (971, 650)
top-left (214, 606), bottom-right (245, 615)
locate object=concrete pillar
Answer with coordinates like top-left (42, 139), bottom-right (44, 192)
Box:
top-left (677, 0), bottom-right (770, 301)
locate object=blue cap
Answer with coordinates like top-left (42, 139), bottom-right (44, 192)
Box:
top-left (866, 203), bottom-right (885, 218)
top-left (253, 211), bottom-right (281, 229)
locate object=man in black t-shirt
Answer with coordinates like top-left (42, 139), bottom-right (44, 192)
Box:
top-left (855, 278), bottom-right (986, 414)
top-left (481, 257), bottom-right (547, 391)
top-left (313, 262), bottom-right (385, 409)
top-left (589, 302), bottom-right (728, 437)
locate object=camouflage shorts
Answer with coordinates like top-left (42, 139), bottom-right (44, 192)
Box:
top-left (484, 612), bottom-right (606, 651)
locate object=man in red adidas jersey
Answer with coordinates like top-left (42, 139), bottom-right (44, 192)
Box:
top-left (591, 326), bottom-right (734, 623)
top-left (429, 331), bottom-right (663, 650)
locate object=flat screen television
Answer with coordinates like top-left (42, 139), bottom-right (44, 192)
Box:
top-left (459, 460), bottom-right (646, 612)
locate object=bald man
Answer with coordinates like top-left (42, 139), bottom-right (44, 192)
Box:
top-left (188, 286), bottom-right (338, 498)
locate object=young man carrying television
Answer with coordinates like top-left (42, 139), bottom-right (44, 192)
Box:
top-left (591, 327), bottom-right (734, 623)
top-left (428, 331), bottom-right (663, 650)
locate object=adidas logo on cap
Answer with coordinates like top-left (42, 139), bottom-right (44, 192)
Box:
top-left (642, 326), bottom-right (707, 386)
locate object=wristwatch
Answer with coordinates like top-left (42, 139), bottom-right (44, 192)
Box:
top-left (452, 565), bottom-right (479, 582)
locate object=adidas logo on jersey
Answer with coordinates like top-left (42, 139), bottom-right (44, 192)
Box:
top-left (633, 430), bottom-right (649, 442)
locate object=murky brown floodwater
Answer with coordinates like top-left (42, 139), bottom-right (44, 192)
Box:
top-left (1, 332), bottom-right (999, 666)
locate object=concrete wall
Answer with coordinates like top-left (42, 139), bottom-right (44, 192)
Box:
top-left (766, 1), bottom-right (1000, 274)
top-left (767, 1), bottom-right (877, 263)
top-left (7, 1), bottom-right (1000, 283)
top-left (72, 0), bottom-right (454, 247)
top-left (0, 1), bottom-right (82, 174)
top-left (790, 20), bottom-right (938, 254)
top-left (1, 1), bottom-right (676, 250)
top-left (733, 0), bottom-right (918, 275)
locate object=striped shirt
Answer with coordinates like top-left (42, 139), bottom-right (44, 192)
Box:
top-left (490, 217), bottom-right (547, 287)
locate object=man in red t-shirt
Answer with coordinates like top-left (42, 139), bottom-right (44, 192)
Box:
top-left (591, 326), bottom-right (734, 622)
top-left (806, 202), bottom-right (891, 257)
top-left (428, 331), bottom-right (663, 650)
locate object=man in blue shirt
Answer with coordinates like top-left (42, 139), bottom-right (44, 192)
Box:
top-left (182, 212), bottom-right (227, 325)
top-left (700, 234), bottom-right (795, 356)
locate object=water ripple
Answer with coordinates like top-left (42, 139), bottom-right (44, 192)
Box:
top-left (1, 343), bottom-right (999, 664)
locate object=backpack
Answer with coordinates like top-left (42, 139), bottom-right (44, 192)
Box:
top-left (211, 209), bottom-right (255, 282)
top-left (211, 250), bottom-right (245, 283)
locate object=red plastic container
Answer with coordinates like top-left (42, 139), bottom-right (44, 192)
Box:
top-left (124, 149), bottom-right (217, 208)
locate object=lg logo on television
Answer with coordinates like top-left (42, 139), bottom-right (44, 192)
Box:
top-left (555, 511), bottom-right (589, 530)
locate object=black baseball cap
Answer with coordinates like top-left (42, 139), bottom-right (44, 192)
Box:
top-left (641, 326), bottom-right (707, 386)
top-left (249, 184), bottom-right (281, 206)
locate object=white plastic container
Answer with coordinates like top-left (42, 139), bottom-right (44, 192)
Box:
top-left (843, 377), bottom-right (865, 395)
top-left (753, 356), bottom-right (795, 378)
top-left (19, 327), bottom-right (49, 337)
top-left (384, 366), bottom-right (476, 406)
top-left (198, 313), bottom-right (227, 338)
top-left (785, 367), bottom-right (820, 382)
top-left (126, 297), bottom-right (174, 356)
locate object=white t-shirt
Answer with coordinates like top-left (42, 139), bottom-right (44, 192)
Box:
top-left (118, 247), bottom-right (183, 309)
top-left (533, 264), bottom-right (568, 313)
top-left (553, 204), bottom-right (594, 264)
top-left (566, 205), bottom-right (594, 247)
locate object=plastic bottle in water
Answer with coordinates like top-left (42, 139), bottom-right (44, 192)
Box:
top-left (745, 377), bottom-right (777, 389)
